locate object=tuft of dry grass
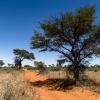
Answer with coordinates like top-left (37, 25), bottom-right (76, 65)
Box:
top-left (46, 70), bottom-right (67, 79)
top-left (84, 71), bottom-right (100, 83)
top-left (0, 71), bottom-right (40, 100)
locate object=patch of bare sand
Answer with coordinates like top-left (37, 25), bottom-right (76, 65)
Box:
top-left (24, 69), bottom-right (100, 100)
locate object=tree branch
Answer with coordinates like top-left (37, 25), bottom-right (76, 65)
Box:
top-left (79, 51), bottom-right (94, 63)
top-left (46, 45), bottom-right (74, 63)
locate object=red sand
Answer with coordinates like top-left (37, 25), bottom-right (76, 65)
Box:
top-left (24, 69), bottom-right (100, 100)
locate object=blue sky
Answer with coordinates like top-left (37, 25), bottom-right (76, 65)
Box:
top-left (0, 0), bottom-right (100, 66)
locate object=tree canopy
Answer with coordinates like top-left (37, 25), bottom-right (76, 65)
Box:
top-left (57, 59), bottom-right (66, 67)
top-left (30, 5), bottom-right (100, 82)
top-left (13, 49), bottom-right (35, 69)
top-left (0, 60), bottom-right (4, 67)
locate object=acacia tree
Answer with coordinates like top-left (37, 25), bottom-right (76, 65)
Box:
top-left (0, 60), bottom-right (4, 67)
top-left (30, 5), bottom-right (100, 83)
top-left (57, 59), bottom-right (66, 67)
top-left (8, 63), bottom-right (13, 67)
top-left (13, 49), bottom-right (35, 69)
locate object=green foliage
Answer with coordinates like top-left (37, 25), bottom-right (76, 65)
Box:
top-left (0, 60), bottom-right (5, 67)
top-left (50, 67), bottom-right (60, 71)
top-left (14, 58), bottom-right (20, 67)
top-left (30, 5), bottom-right (100, 82)
top-left (7, 63), bottom-right (14, 67)
top-left (67, 64), bottom-right (87, 73)
top-left (24, 65), bottom-right (32, 67)
top-left (13, 49), bottom-right (35, 69)
top-left (13, 49), bottom-right (35, 60)
top-left (24, 65), bottom-right (36, 70)
top-left (88, 66), bottom-right (100, 71)
top-left (34, 61), bottom-right (46, 73)
top-left (56, 59), bottom-right (66, 68)
top-left (94, 64), bottom-right (100, 67)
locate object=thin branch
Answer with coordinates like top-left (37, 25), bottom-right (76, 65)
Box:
top-left (61, 45), bottom-right (71, 52)
top-left (47, 45), bottom-right (74, 63)
top-left (79, 51), bottom-right (94, 63)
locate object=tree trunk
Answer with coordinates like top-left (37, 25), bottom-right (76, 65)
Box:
top-left (73, 66), bottom-right (80, 85)
top-left (18, 61), bottom-right (22, 69)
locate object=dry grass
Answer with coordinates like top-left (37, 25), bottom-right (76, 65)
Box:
top-left (44, 70), bottom-right (100, 94)
top-left (84, 70), bottom-right (100, 83)
top-left (0, 71), bottom-right (40, 100)
top-left (45, 70), bottom-right (100, 83)
top-left (46, 70), bottom-right (67, 79)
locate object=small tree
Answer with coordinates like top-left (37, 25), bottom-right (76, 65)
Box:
top-left (34, 61), bottom-right (45, 73)
top-left (30, 5), bottom-right (100, 83)
top-left (0, 60), bottom-right (4, 67)
top-left (13, 49), bottom-right (35, 69)
top-left (51, 64), bottom-right (55, 67)
top-left (57, 59), bottom-right (65, 67)
top-left (24, 65), bottom-right (31, 67)
top-left (94, 64), bottom-right (100, 67)
top-left (8, 63), bottom-right (12, 67)
top-left (14, 58), bottom-right (20, 68)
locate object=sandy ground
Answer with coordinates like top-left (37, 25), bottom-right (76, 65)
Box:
top-left (24, 69), bottom-right (100, 100)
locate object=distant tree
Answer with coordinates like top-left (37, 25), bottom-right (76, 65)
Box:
top-left (13, 49), bottom-right (35, 69)
top-left (8, 63), bottom-right (12, 67)
top-left (34, 61), bottom-right (45, 73)
top-left (0, 60), bottom-right (4, 67)
top-left (48, 65), bottom-right (52, 67)
top-left (34, 61), bottom-right (38, 67)
top-left (51, 64), bottom-right (55, 67)
top-left (94, 64), bottom-right (100, 67)
top-left (24, 65), bottom-right (32, 67)
top-left (14, 58), bottom-right (20, 68)
top-left (30, 5), bottom-right (100, 83)
top-left (57, 59), bottom-right (66, 67)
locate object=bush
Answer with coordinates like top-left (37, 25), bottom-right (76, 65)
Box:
top-left (34, 61), bottom-right (46, 73)
top-left (88, 67), bottom-right (100, 72)
top-left (50, 67), bottom-right (60, 71)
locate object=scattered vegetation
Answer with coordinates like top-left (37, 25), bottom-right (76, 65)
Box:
top-left (0, 69), bottom-right (40, 100)
top-left (34, 61), bottom-right (46, 73)
top-left (87, 66), bottom-right (100, 72)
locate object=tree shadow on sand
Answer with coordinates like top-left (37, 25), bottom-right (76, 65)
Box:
top-left (30, 78), bottom-right (75, 91)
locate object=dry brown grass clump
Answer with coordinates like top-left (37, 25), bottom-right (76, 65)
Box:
top-left (46, 70), bottom-right (67, 79)
top-left (84, 71), bottom-right (100, 83)
top-left (0, 71), bottom-right (40, 100)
